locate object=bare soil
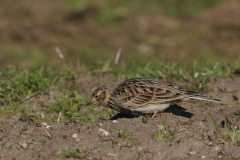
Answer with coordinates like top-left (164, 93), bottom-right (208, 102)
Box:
top-left (0, 76), bottom-right (240, 160)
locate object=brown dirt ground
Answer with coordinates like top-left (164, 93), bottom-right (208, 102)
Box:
top-left (0, 76), bottom-right (240, 160)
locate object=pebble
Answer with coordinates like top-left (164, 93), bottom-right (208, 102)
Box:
top-left (218, 155), bottom-right (223, 158)
top-left (21, 143), bottom-right (28, 149)
top-left (72, 133), bottom-right (78, 139)
top-left (102, 131), bottom-right (109, 136)
top-left (215, 146), bottom-right (220, 151)
top-left (200, 155), bottom-right (206, 159)
top-left (41, 112), bottom-right (44, 119)
top-left (98, 128), bottom-right (109, 136)
top-left (98, 123), bottom-right (103, 126)
top-left (137, 147), bottom-right (143, 152)
top-left (98, 128), bottom-right (104, 132)
top-left (112, 120), bottom-right (117, 123)
top-left (207, 142), bottom-right (213, 147)
top-left (189, 151), bottom-right (196, 155)
top-left (41, 122), bottom-right (48, 126)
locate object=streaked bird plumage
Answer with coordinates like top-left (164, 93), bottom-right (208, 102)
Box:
top-left (87, 77), bottom-right (220, 116)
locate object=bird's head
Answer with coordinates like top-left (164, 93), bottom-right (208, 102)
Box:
top-left (86, 85), bottom-right (115, 106)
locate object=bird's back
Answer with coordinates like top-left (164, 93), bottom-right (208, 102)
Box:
top-left (109, 78), bottom-right (219, 112)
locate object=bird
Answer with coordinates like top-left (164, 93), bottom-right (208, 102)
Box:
top-left (86, 77), bottom-right (220, 116)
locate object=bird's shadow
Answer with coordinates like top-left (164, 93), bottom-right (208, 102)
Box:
top-left (109, 104), bottom-right (193, 120)
top-left (164, 104), bottom-right (193, 118)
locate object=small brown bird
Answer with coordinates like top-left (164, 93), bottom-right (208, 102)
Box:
top-left (86, 77), bottom-right (220, 116)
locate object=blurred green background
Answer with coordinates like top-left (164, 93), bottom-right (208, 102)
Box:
top-left (0, 0), bottom-right (240, 70)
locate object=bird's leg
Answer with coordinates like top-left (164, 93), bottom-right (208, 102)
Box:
top-left (160, 111), bottom-right (163, 117)
top-left (151, 110), bottom-right (158, 117)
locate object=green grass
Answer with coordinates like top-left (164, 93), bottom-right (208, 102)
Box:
top-left (48, 89), bottom-right (115, 122)
top-left (116, 128), bottom-right (136, 142)
top-left (108, 126), bottom-right (138, 151)
top-left (0, 67), bottom-right (74, 115)
top-left (19, 125), bottom-right (28, 135)
top-left (0, 68), bottom-right (59, 106)
top-left (57, 149), bottom-right (86, 159)
top-left (0, 136), bottom-right (6, 149)
top-left (57, 146), bottom-right (92, 159)
top-left (40, 139), bottom-right (47, 144)
top-left (156, 117), bottom-right (171, 141)
top-left (210, 116), bottom-right (240, 144)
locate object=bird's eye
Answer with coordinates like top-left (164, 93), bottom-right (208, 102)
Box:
top-left (95, 95), bottom-right (98, 99)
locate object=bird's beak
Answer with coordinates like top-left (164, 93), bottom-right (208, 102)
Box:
top-left (86, 100), bottom-right (94, 106)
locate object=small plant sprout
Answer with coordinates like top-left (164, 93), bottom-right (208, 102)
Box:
top-left (156, 117), bottom-right (170, 141)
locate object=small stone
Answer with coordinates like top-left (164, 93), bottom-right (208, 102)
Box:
top-left (21, 143), bottom-right (27, 149)
top-left (106, 153), bottom-right (117, 157)
top-left (137, 147), bottom-right (143, 152)
top-left (200, 155), bottom-right (206, 159)
top-left (103, 131), bottom-right (109, 136)
top-left (189, 151), bottom-right (196, 155)
top-left (72, 133), bottom-right (78, 139)
top-left (41, 112), bottom-right (44, 120)
top-left (98, 123), bottom-right (103, 126)
top-left (112, 120), bottom-right (117, 123)
top-left (98, 128), bottom-right (109, 136)
top-left (98, 128), bottom-right (104, 132)
top-left (215, 146), bottom-right (220, 151)
top-left (207, 142), bottom-right (213, 147)
top-left (41, 122), bottom-right (48, 126)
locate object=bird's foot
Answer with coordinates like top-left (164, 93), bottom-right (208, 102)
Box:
top-left (151, 111), bottom-right (158, 117)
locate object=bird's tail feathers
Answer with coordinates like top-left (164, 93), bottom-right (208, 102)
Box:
top-left (182, 90), bottom-right (220, 102)
top-left (188, 96), bottom-right (220, 102)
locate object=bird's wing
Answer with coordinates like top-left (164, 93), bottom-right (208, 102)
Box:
top-left (111, 78), bottom-right (184, 109)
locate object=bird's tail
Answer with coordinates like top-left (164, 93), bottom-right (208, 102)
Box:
top-left (189, 96), bottom-right (220, 102)
top-left (183, 90), bottom-right (220, 102)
